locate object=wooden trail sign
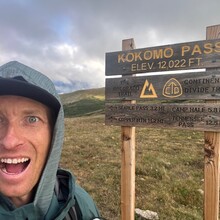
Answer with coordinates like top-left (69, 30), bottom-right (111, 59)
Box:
top-left (106, 39), bottom-right (220, 76)
top-left (106, 70), bottom-right (220, 101)
top-left (105, 24), bottom-right (220, 220)
top-left (106, 103), bottom-right (220, 131)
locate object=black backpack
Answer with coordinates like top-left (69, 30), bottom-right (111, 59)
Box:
top-left (55, 172), bottom-right (104, 220)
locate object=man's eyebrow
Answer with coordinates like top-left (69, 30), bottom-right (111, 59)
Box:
top-left (22, 109), bottom-right (47, 116)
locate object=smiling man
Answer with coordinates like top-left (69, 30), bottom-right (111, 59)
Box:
top-left (0, 61), bottom-right (101, 220)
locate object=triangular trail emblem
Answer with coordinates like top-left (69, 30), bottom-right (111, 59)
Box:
top-left (140, 79), bottom-right (157, 98)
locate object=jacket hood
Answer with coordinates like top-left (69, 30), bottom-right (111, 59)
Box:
top-left (0, 61), bottom-right (65, 218)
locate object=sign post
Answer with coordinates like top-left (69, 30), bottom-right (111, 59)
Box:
top-left (105, 24), bottom-right (220, 219)
top-left (204, 24), bottom-right (220, 220)
top-left (120, 39), bottom-right (136, 220)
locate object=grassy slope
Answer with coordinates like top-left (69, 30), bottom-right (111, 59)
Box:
top-left (60, 88), bottom-right (204, 219)
top-left (60, 87), bottom-right (105, 117)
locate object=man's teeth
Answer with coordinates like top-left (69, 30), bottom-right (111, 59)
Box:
top-left (0, 158), bottom-right (29, 164)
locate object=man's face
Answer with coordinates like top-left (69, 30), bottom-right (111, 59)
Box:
top-left (0, 95), bottom-right (53, 207)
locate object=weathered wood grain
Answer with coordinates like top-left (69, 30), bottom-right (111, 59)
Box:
top-left (106, 70), bottom-right (220, 101)
top-left (106, 103), bottom-right (220, 131)
top-left (120, 38), bottom-right (136, 220)
top-left (204, 24), bottom-right (220, 220)
top-left (105, 39), bottom-right (220, 76)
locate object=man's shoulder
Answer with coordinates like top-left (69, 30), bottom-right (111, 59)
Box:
top-left (74, 184), bottom-right (100, 218)
top-left (56, 169), bottom-right (100, 219)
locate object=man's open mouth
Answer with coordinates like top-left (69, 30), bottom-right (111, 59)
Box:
top-left (0, 158), bottom-right (30, 174)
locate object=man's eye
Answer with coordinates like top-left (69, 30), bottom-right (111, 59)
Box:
top-left (27, 116), bottom-right (39, 123)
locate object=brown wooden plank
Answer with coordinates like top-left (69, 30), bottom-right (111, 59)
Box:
top-left (106, 70), bottom-right (220, 101)
top-left (105, 39), bottom-right (220, 76)
top-left (204, 24), bottom-right (220, 220)
top-left (105, 103), bottom-right (220, 131)
top-left (120, 38), bottom-right (136, 220)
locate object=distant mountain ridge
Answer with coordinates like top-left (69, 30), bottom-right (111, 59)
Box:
top-left (55, 80), bottom-right (91, 94)
top-left (60, 87), bottom-right (105, 117)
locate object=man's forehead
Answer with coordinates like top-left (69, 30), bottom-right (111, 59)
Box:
top-left (0, 95), bottom-right (51, 113)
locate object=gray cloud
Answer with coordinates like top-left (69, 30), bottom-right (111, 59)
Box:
top-left (0, 0), bottom-right (219, 93)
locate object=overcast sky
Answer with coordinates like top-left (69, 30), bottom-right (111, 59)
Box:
top-left (0, 0), bottom-right (220, 93)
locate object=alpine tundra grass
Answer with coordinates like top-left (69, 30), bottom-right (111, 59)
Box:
top-left (61, 114), bottom-right (204, 219)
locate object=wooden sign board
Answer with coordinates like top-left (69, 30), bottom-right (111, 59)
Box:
top-left (105, 103), bottom-right (220, 131)
top-left (105, 39), bottom-right (220, 76)
top-left (105, 70), bottom-right (220, 101)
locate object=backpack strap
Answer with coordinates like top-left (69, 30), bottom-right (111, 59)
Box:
top-left (55, 173), bottom-right (80, 220)
top-left (55, 170), bottom-right (104, 220)
top-left (64, 196), bottom-right (82, 220)
top-left (64, 205), bottom-right (78, 220)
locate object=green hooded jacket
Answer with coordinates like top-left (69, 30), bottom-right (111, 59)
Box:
top-left (0, 61), bottom-right (100, 220)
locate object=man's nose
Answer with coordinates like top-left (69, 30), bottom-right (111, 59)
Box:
top-left (0, 123), bottom-right (23, 149)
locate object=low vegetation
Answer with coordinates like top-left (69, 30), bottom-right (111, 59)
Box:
top-left (61, 115), bottom-right (204, 219)
top-left (63, 97), bottom-right (105, 117)
top-left (60, 88), bottom-right (205, 219)
top-left (61, 87), bottom-right (105, 117)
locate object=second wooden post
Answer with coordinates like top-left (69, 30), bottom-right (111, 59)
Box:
top-left (121, 38), bottom-right (136, 220)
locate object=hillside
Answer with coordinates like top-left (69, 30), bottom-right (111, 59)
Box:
top-left (60, 87), bottom-right (105, 117)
